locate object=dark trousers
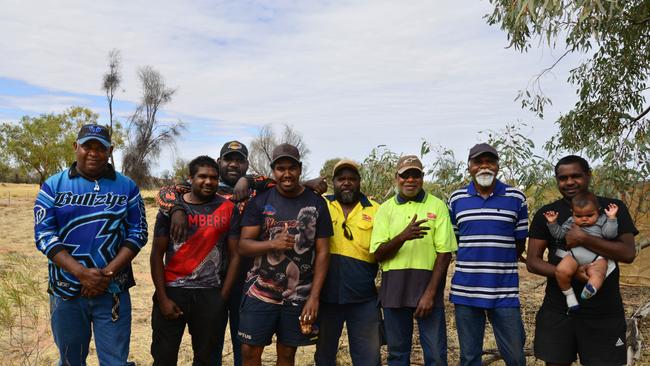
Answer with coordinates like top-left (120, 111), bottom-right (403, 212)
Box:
top-left (151, 287), bottom-right (227, 366)
top-left (215, 279), bottom-right (244, 366)
top-left (315, 300), bottom-right (382, 366)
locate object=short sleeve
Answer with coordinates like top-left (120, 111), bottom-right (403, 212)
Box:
top-left (369, 204), bottom-right (390, 254)
top-left (315, 199), bottom-right (333, 238)
top-left (613, 200), bottom-right (639, 236)
top-left (447, 199), bottom-right (458, 237)
top-left (228, 207), bottom-right (242, 238)
top-left (432, 200), bottom-right (457, 253)
top-left (514, 195), bottom-right (529, 240)
top-left (153, 210), bottom-right (171, 238)
top-left (241, 196), bottom-right (264, 227)
top-left (528, 206), bottom-right (551, 240)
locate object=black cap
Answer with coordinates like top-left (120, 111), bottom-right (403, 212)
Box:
top-left (271, 143), bottom-right (301, 165)
top-left (77, 124), bottom-right (111, 148)
top-left (468, 143), bottom-right (499, 160)
top-left (220, 140), bottom-right (248, 159)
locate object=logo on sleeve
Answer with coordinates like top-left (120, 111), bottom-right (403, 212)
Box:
top-left (34, 205), bottom-right (46, 225)
top-left (427, 212), bottom-right (437, 220)
top-left (615, 338), bottom-right (624, 347)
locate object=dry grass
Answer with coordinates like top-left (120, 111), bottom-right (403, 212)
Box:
top-left (0, 184), bottom-right (648, 365)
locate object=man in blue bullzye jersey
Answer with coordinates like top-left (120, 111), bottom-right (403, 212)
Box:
top-left (34, 124), bottom-right (148, 366)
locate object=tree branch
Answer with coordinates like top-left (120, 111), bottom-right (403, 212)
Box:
top-left (631, 105), bottom-right (650, 123)
top-left (633, 17), bottom-right (650, 25)
top-left (534, 49), bottom-right (571, 84)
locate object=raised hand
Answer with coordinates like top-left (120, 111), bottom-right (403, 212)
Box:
top-left (604, 203), bottom-right (618, 219)
top-left (398, 214), bottom-right (430, 242)
top-left (543, 211), bottom-right (559, 224)
top-left (271, 223), bottom-right (296, 250)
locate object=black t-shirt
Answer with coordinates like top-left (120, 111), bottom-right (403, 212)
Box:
top-left (529, 196), bottom-right (638, 318)
top-left (240, 187), bottom-right (333, 305)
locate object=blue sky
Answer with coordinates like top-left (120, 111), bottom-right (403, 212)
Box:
top-left (0, 0), bottom-right (581, 177)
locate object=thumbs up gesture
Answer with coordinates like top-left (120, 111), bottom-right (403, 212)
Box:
top-left (272, 223), bottom-right (296, 250)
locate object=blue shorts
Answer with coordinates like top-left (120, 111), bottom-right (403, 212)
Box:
top-left (237, 295), bottom-right (317, 347)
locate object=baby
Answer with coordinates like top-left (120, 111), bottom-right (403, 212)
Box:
top-left (544, 191), bottom-right (618, 311)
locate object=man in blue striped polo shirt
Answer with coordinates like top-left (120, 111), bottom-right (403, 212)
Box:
top-left (448, 143), bottom-right (528, 366)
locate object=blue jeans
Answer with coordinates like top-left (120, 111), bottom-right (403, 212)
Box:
top-left (50, 291), bottom-right (132, 366)
top-left (315, 300), bottom-right (382, 366)
top-left (383, 307), bottom-right (447, 366)
top-left (454, 304), bottom-right (526, 366)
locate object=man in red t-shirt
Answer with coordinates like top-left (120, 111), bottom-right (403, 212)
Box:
top-left (150, 156), bottom-right (240, 365)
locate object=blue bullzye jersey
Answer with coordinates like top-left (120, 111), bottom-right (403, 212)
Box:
top-left (34, 164), bottom-right (148, 299)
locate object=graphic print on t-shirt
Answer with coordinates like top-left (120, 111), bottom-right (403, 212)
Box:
top-left (248, 205), bottom-right (318, 304)
top-left (154, 195), bottom-right (234, 288)
top-left (241, 188), bottom-right (333, 306)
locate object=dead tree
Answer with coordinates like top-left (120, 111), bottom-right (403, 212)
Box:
top-left (102, 49), bottom-right (121, 167)
top-left (122, 66), bottom-right (184, 187)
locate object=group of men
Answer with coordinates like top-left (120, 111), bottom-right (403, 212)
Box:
top-left (35, 124), bottom-right (638, 366)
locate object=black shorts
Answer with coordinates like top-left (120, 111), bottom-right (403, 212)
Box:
top-left (534, 306), bottom-right (626, 365)
top-left (237, 295), bottom-right (317, 347)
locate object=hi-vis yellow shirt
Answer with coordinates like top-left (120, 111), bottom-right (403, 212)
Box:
top-left (370, 191), bottom-right (457, 272)
top-left (325, 194), bottom-right (379, 263)
top-left (321, 193), bottom-right (380, 303)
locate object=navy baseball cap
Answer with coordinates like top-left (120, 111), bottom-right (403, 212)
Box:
top-left (468, 143), bottom-right (499, 160)
top-left (77, 124), bottom-right (111, 148)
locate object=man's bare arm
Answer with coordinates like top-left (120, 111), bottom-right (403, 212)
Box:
top-left (526, 238), bottom-right (556, 277)
top-left (301, 236), bottom-right (330, 323)
top-left (150, 235), bottom-right (183, 319)
top-left (221, 237), bottom-right (241, 300)
top-left (414, 252), bottom-right (451, 318)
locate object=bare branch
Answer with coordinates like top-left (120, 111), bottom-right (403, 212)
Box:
top-left (631, 105), bottom-right (650, 123)
top-left (122, 66), bottom-right (183, 187)
top-left (534, 49), bottom-right (571, 84)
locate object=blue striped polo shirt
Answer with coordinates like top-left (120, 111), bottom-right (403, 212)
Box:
top-left (448, 179), bottom-right (528, 308)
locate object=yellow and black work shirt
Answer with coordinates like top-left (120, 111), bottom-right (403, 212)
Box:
top-left (320, 193), bottom-right (380, 304)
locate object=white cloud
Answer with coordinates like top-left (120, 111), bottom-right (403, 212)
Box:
top-left (0, 0), bottom-right (581, 175)
top-left (0, 94), bottom-right (92, 115)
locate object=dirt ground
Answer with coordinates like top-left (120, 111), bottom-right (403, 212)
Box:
top-left (0, 183), bottom-right (648, 365)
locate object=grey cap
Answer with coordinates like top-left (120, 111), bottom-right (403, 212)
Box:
top-left (468, 143), bottom-right (499, 160)
top-left (271, 143), bottom-right (301, 165)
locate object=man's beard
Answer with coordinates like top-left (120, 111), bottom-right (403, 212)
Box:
top-left (475, 169), bottom-right (495, 187)
top-left (335, 188), bottom-right (360, 204)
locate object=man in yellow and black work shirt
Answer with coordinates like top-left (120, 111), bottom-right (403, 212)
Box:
top-left (315, 160), bottom-right (382, 366)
